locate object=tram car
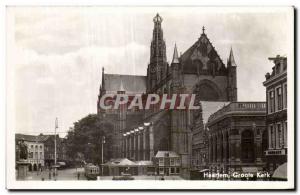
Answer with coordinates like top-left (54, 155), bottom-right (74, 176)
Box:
top-left (84, 163), bottom-right (100, 180)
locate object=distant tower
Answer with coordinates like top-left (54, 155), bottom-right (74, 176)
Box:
top-left (227, 47), bottom-right (238, 101)
top-left (147, 13), bottom-right (168, 92)
top-left (170, 43), bottom-right (183, 93)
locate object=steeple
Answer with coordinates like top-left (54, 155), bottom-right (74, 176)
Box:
top-left (172, 43), bottom-right (179, 64)
top-left (118, 80), bottom-right (125, 92)
top-left (150, 13), bottom-right (166, 63)
top-left (101, 67), bottom-right (105, 90)
top-left (228, 47), bottom-right (237, 67)
top-left (147, 13), bottom-right (168, 92)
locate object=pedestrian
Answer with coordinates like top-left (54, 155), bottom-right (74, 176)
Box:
top-left (77, 172), bottom-right (80, 180)
top-left (48, 170), bottom-right (51, 180)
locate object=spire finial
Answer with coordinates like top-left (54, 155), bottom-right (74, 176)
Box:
top-left (172, 43), bottom-right (179, 64)
top-left (119, 80), bottom-right (125, 91)
top-left (153, 13), bottom-right (163, 23)
top-left (228, 46), bottom-right (237, 67)
top-left (202, 26), bottom-right (205, 34)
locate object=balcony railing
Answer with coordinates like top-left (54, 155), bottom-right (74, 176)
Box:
top-left (208, 102), bottom-right (266, 123)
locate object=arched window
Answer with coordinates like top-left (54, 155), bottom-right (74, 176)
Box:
top-left (241, 130), bottom-right (255, 163)
top-left (193, 80), bottom-right (221, 101)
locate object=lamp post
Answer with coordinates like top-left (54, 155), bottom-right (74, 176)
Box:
top-left (54, 117), bottom-right (58, 180)
top-left (101, 136), bottom-right (105, 176)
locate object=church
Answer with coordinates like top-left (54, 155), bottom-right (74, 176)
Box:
top-left (97, 13), bottom-right (237, 178)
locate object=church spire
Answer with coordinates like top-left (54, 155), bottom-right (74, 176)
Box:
top-left (101, 67), bottom-right (105, 90)
top-left (228, 47), bottom-right (237, 67)
top-left (118, 80), bottom-right (125, 92)
top-left (172, 43), bottom-right (179, 64)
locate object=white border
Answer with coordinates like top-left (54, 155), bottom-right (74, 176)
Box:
top-left (3, 3), bottom-right (295, 190)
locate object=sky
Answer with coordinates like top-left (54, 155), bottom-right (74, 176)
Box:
top-left (6, 7), bottom-right (292, 137)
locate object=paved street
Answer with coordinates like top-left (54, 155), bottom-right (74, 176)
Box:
top-left (23, 168), bottom-right (183, 181)
top-left (25, 168), bottom-right (87, 181)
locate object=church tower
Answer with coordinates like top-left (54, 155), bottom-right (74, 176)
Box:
top-left (227, 47), bottom-right (238, 101)
top-left (147, 13), bottom-right (168, 93)
top-left (170, 44), bottom-right (183, 93)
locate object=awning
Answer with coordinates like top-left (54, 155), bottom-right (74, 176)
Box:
top-left (57, 162), bottom-right (66, 166)
top-left (272, 163), bottom-right (287, 180)
top-left (199, 169), bottom-right (210, 173)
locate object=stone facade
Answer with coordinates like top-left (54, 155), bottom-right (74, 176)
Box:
top-left (263, 55), bottom-right (287, 174)
top-left (206, 102), bottom-right (267, 175)
top-left (97, 14), bottom-right (238, 178)
top-left (15, 134), bottom-right (45, 171)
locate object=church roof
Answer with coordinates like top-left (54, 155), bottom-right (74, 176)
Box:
top-left (180, 32), bottom-right (225, 74)
top-left (103, 74), bottom-right (147, 94)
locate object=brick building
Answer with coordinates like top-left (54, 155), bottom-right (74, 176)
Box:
top-left (263, 55), bottom-right (287, 174)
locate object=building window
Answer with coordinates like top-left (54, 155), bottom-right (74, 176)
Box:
top-left (159, 158), bottom-right (164, 166)
top-left (276, 87), bottom-right (282, 111)
top-left (277, 123), bottom-right (282, 148)
top-left (40, 145), bottom-right (43, 150)
top-left (283, 84), bottom-right (287, 109)
top-left (28, 152), bottom-right (33, 159)
top-left (270, 125), bottom-right (275, 149)
top-left (284, 121), bottom-right (287, 148)
top-left (269, 90), bottom-right (275, 113)
top-left (170, 168), bottom-right (175, 174)
top-left (170, 159), bottom-right (175, 166)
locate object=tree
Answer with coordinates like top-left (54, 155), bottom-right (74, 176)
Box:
top-left (65, 114), bottom-right (114, 165)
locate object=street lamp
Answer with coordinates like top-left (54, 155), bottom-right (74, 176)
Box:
top-left (101, 136), bottom-right (105, 176)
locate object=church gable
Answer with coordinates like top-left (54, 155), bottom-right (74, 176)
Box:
top-left (180, 32), bottom-right (227, 76)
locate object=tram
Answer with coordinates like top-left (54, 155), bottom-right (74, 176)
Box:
top-left (84, 163), bottom-right (100, 180)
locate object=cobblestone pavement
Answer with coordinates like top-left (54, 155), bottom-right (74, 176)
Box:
top-left (23, 168), bottom-right (183, 181)
top-left (25, 168), bottom-right (87, 181)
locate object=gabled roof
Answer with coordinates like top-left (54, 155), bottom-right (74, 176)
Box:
top-left (103, 74), bottom-right (147, 94)
top-left (155, 151), bottom-right (180, 158)
top-left (180, 33), bottom-right (225, 74)
top-left (15, 134), bottom-right (44, 142)
top-left (104, 158), bottom-right (137, 166)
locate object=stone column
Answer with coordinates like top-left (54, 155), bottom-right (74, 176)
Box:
top-left (137, 131), bottom-right (141, 161)
top-left (132, 133), bottom-right (135, 160)
top-left (212, 135), bottom-right (216, 163)
top-left (124, 136), bottom-right (127, 158)
top-left (216, 134), bottom-right (220, 163)
top-left (143, 128), bottom-right (147, 160)
top-left (223, 131), bottom-right (227, 163)
top-left (208, 136), bottom-right (212, 163)
top-left (128, 134), bottom-right (131, 159)
top-left (149, 124), bottom-right (154, 160)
